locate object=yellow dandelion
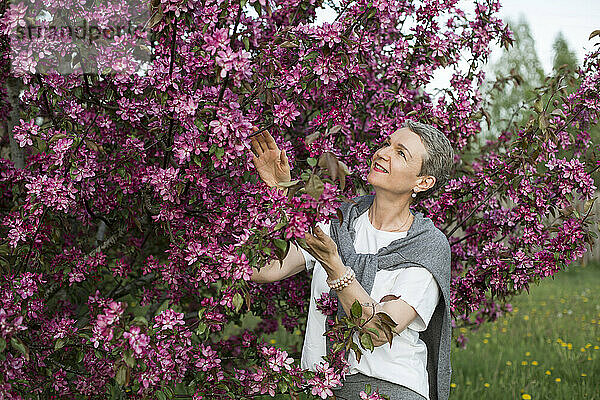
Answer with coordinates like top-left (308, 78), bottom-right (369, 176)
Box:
top-left (583, 297), bottom-right (588, 302)
top-left (560, 298), bottom-right (566, 303)
top-left (581, 347), bottom-right (586, 352)
top-left (525, 351), bottom-right (531, 356)
top-left (503, 320), bottom-right (508, 325)
top-left (555, 378), bottom-right (561, 382)
top-left (523, 315), bottom-right (529, 321)
top-left (532, 361), bottom-right (538, 366)
top-left (561, 342), bottom-right (567, 347)
top-left (484, 383), bottom-right (490, 388)
top-left (593, 319), bottom-right (597, 324)
top-left (521, 361), bottom-right (528, 366)
top-left (581, 373), bottom-right (587, 377)
top-left (485, 333), bottom-right (491, 338)
top-left (567, 343), bottom-right (573, 350)
top-left (502, 328), bottom-right (507, 333)
top-left (545, 370), bottom-right (551, 375)
top-left (460, 327), bottom-right (467, 333)
top-left (586, 343), bottom-right (591, 348)
top-left (594, 345), bottom-right (599, 350)
top-left (466, 381), bottom-right (472, 386)
top-left (483, 339), bottom-right (489, 344)
top-left (450, 383), bottom-right (457, 388)
top-left (506, 361), bottom-right (512, 366)
top-left (588, 356), bottom-right (592, 360)
top-left (522, 394), bottom-right (532, 400)
top-left (527, 332), bottom-right (532, 337)
top-left (269, 339), bottom-right (276, 344)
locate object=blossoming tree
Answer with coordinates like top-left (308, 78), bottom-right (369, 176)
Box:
top-left (0, 0), bottom-right (599, 398)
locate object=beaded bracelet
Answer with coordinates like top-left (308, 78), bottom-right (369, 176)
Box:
top-left (326, 267), bottom-right (356, 291)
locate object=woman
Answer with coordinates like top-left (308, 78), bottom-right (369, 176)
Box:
top-left (250, 120), bottom-right (454, 400)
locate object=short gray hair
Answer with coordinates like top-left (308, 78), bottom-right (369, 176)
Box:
top-left (404, 120), bottom-right (455, 203)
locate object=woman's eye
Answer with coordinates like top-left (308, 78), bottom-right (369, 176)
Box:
top-left (398, 150), bottom-right (405, 158)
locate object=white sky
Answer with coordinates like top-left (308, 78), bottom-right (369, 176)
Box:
top-left (490, 0), bottom-right (600, 72)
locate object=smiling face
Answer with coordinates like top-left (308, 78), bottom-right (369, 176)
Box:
top-left (367, 127), bottom-right (434, 198)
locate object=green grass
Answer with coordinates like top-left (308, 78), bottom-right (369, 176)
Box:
top-left (255, 261), bottom-right (600, 399)
top-left (449, 261), bottom-right (599, 400)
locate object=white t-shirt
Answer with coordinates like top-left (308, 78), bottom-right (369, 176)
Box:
top-left (299, 210), bottom-right (440, 400)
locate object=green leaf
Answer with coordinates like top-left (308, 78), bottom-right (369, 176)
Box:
top-left (305, 132), bottom-right (320, 145)
top-left (307, 157), bottom-right (317, 167)
top-left (54, 338), bottom-right (65, 350)
top-left (10, 337), bottom-right (29, 361)
top-left (277, 179), bottom-right (301, 188)
top-left (0, 337), bottom-right (5, 352)
top-left (124, 350), bottom-right (135, 368)
top-left (252, 1), bottom-right (261, 15)
top-left (273, 238), bottom-right (288, 252)
top-left (232, 293), bottom-right (243, 312)
top-left (304, 51), bottom-right (319, 61)
top-left (156, 390), bottom-right (167, 400)
top-left (115, 364), bottom-right (128, 386)
top-left (163, 386), bottom-right (174, 398)
top-left (215, 147), bottom-right (225, 160)
top-left (305, 174), bottom-right (324, 200)
top-left (243, 36), bottom-right (250, 51)
top-left (538, 112), bottom-right (549, 133)
top-left (351, 300), bottom-right (363, 318)
top-left (318, 152), bottom-right (339, 181)
top-left (328, 125), bottom-right (342, 135)
top-left (132, 316), bottom-right (149, 326)
top-left (360, 332), bottom-right (374, 351)
top-left (274, 221), bottom-right (286, 231)
top-left (278, 380), bottom-right (288, 393)
top-left (366, 327), bottom-right (380, 337)
top-left (196, 322), bottom-right (207, 336)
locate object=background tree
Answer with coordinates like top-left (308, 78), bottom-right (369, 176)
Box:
top-left (553, 31), bottom-right (579, 72)
top-left (480, 16), bottom-right (545, 143)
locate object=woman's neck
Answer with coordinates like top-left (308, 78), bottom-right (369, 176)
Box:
top-left (368, 192), bottom-right (414, 232)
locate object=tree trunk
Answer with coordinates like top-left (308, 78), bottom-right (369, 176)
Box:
top-left (6, 76), bottom-right (24, 169)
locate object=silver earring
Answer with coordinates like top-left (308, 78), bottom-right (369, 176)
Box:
top-left (411, 191), bottom-right (417, 198)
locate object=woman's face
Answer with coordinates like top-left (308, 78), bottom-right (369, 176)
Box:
top-left (367, 127), bottom-right (428, 197)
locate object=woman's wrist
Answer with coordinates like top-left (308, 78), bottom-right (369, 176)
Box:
top-left (323, 257), bottom-right (347, 280)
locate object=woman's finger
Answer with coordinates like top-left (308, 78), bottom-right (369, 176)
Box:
top-left (250, 136), bottom-right (263, 156)
top-left (263, 131), bottom-right (278, 151)
top-left (255, 133), bottom-right (267, 153)
top-left (280, 149), bottom-right (288, 165)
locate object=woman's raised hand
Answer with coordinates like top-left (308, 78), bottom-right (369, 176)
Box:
top-left (250, 127), bottom-right (291, 189)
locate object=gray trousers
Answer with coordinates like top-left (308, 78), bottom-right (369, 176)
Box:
top-left (332, 373), bottom-right (427, 400)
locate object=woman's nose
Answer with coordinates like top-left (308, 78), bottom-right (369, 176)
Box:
top-left (374, 147), bottom-right (390, 160)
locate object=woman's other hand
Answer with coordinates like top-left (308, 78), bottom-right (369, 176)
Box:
top-left (304, 226), bottom-right (345, 276)
top-left (250, 127), bottom-right (291, 189)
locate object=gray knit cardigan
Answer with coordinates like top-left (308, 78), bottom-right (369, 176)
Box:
top-left (327, 194), bottom-right (452, 400)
